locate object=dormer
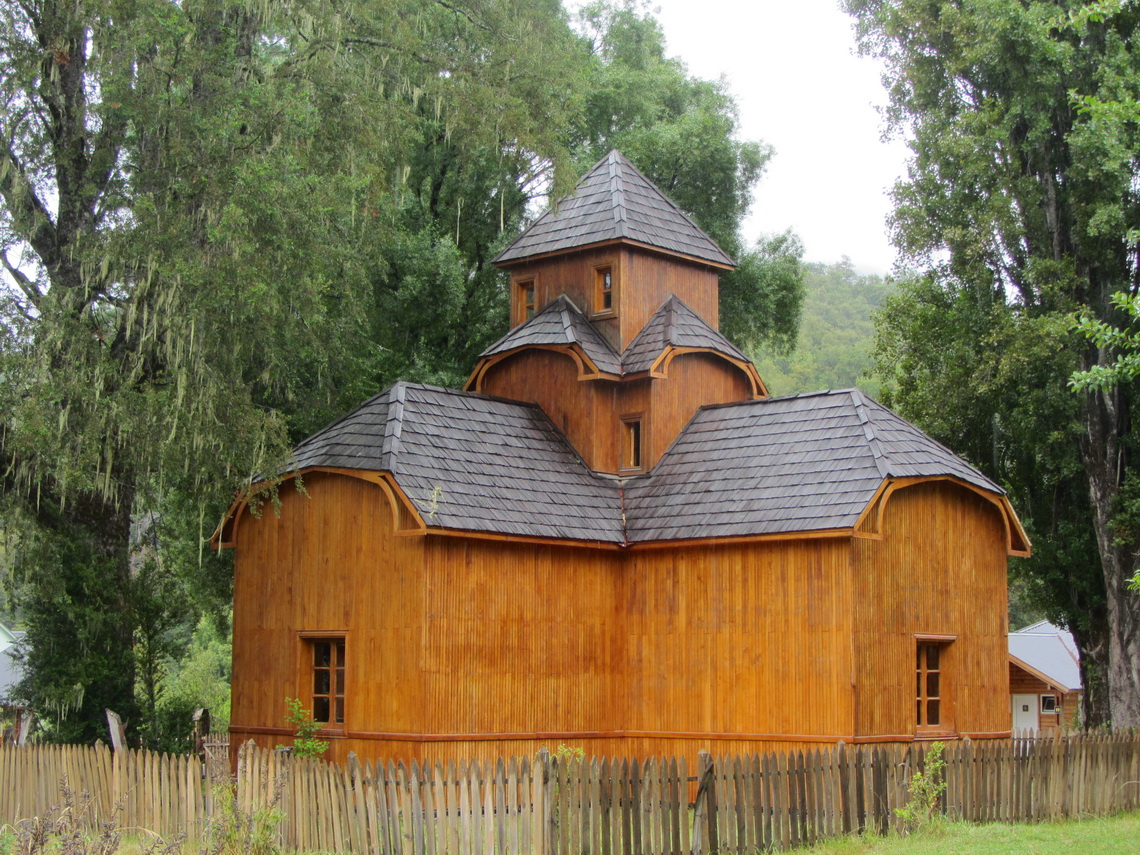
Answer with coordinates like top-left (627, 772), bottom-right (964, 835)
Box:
top-left (474, 150), bottom-right (764, 474)
top-left (493, 151), bottom-right (734, 352)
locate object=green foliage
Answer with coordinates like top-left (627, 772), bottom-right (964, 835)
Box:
top-left (572, 1), bottom-right (804, 353)
top-left (280, 698), bottom-right (328, 759)
top-left (0, 0), bottom-right (586, 741)
top-left (0, 0), bottom-right (798, 744)
top-left (754, 259), bottom-right (897, 396)
top-left (845, 0), bottom-right (1140, 725)
top-left (803, 813), bottom-right (1140, 854)
top-left (550, 743), bottom-right (586, 764)
top-left (894, 742), bottom-right (947, 835)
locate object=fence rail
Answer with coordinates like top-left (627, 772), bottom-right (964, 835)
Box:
top-left (2, 732), bottom-right (1139, 853)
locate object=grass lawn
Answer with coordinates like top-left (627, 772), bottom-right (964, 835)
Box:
top-left (804, 813), bottom-right (1140, 855)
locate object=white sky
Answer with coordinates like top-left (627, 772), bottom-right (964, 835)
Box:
top-left (573, 0), bottom-right (911, 274)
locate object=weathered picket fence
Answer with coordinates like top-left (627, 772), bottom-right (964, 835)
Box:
top-left (2, 732), bottom-right (1139, 854)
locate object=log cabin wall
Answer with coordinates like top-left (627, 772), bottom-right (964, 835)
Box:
top-left (479, 350), bottom-right (753, 473)
top-left (506, 246), bottom-right (720, 352)
top-left (851, 481), bottom-right (1011, 742)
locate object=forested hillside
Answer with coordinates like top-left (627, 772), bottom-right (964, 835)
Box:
top-left (753, 260), bottom-right (895, 397)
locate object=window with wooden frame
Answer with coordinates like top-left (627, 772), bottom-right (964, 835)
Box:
top-left (915, 640), bottom-right (948, 731)
top-left (593, 264), bottom-right (615, 316)
top-left (620, 414), bottom-right (644, 472)
top-left (307, 637), bottom-right (346, 727)
top-left (514, 279), bottom-right (536, 325)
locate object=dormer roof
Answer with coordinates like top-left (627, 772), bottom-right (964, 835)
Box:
top-left (465, 296), bottom-right (766, 396)
top-left (477, 296), bottom-right (622, 377)
top-left (622, 297), bottom-right (751, 375)
top-left (494, 150), bottom-right (735, 268)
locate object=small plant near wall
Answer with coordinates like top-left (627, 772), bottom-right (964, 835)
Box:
top-left (550, 743), bottom-right (585, 764)
top-left (895, 741), bottom-right (947, 835)
top-left (278, 698), bottom-right (328, 759)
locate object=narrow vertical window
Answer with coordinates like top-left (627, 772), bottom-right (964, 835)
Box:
top-left (311, 639), bottom-right (346, 726)
top-left (916, 642), bottom-right (942, 728)
top-left (594, 265), bottom-right (614, 315)
top-left (621, 415), bottom-right (643, 471)
top-left (514, 279), bottom-right (536, 325)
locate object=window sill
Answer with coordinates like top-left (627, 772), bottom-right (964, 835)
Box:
top-left (915, 730), bottom-right (956, 741)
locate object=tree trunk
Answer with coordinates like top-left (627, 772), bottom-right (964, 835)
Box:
top-left (1070, 620), bottom-right (1111, 728)
top-left (1080, 379), bottom-right (1140, 728)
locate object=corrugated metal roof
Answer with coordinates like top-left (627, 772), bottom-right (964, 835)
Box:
top-left (283, 385), bottom-right (1004, 545)
top-left (1009, 621), bottom-right (1082, 692)
top-left (494, 150), bottom-right (734, 267)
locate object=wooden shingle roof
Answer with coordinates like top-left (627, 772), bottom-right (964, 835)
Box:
top-left (283, 385), bottom-right (1007, 546)
top-left (479, 296), bottom-right (622, 376)
top-left (493, 150), bottom-right (735, 268)
top-left (291, 383), bottom-right (625, 543)
top-left (622, 297), bottom-right (750, 374)
top-left (472, 296), bottom-right (753, 384)
top-left (624, 389), bottom-right (1004, 543)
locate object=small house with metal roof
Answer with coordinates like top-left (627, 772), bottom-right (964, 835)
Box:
top-left (1009, 620), bottom-right (1082, 732)
top-left (220, 151), bottom-right (1029, 764)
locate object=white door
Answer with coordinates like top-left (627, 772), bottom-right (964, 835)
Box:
top-left (1012, 694), bottom-right (1039, 732)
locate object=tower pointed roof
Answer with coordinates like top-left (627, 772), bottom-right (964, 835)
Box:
top-left (494, 150), bottom-right (735, 268)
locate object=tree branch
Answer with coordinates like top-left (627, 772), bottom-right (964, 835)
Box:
top-left (0, 142), bottom-right (60, 272)
top-left (434, 1), bottom-right (492, 32)
top-left (0, 250), bottom-right (44, 310)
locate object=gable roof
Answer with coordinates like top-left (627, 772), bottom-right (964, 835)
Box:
top-left (267, 385), bottom-right (1013, 548)
top-left (494, 150), bottom-right (734, 268)
top-left (1009, 621), bottom-right (1082, 692)
top-left (478, 296), bottom-right (622, 376)
top-left (624, 389), bottom-right (1006, 542)
top-left (290, 383), bottom-right (624, 543)
top-left (622, 297), bottom-right (751, 375)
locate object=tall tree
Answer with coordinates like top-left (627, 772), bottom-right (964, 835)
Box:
top-left (846, 0), bottom-right (1140, 725)
top-left (572, 1), bottom-right (804, 352)
top-left (0, 0), bottom-right (583, 741)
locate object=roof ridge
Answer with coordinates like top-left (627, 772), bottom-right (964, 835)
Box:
top-left (381, 383), bottom-right (406, 461)
top-left (849, 389), bottom-right (890, 479)
top-left (557, 299), bottom-right (575, 343)
top-left (610, 151), bottom-right (627, 232)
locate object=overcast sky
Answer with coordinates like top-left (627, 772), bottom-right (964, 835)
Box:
top-left (573, 1), bottom-right (911, 274)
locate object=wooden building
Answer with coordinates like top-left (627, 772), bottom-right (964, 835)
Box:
top-left (1009, 620), bottom-right (1082, 732)
top-left (219, 151), bottom-right (1030, 765)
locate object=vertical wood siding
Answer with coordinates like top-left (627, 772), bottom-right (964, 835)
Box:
top-left (480, 351), bottom-right (752, 473)
top-left (852, 481), bottom-right (1011, 740)
top-left (507, 247), bottom-right (719, 352)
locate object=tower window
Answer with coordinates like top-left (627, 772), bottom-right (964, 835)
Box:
top-left (621, 415), bottom-right (643, 471)
top-left (514, 279), bottom-right (536, 325)
top-left (594, 265), bottom-right (614, 315)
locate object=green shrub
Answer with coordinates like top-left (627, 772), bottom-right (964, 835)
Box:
top-left (894, 741), bottom-right (947, 835)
